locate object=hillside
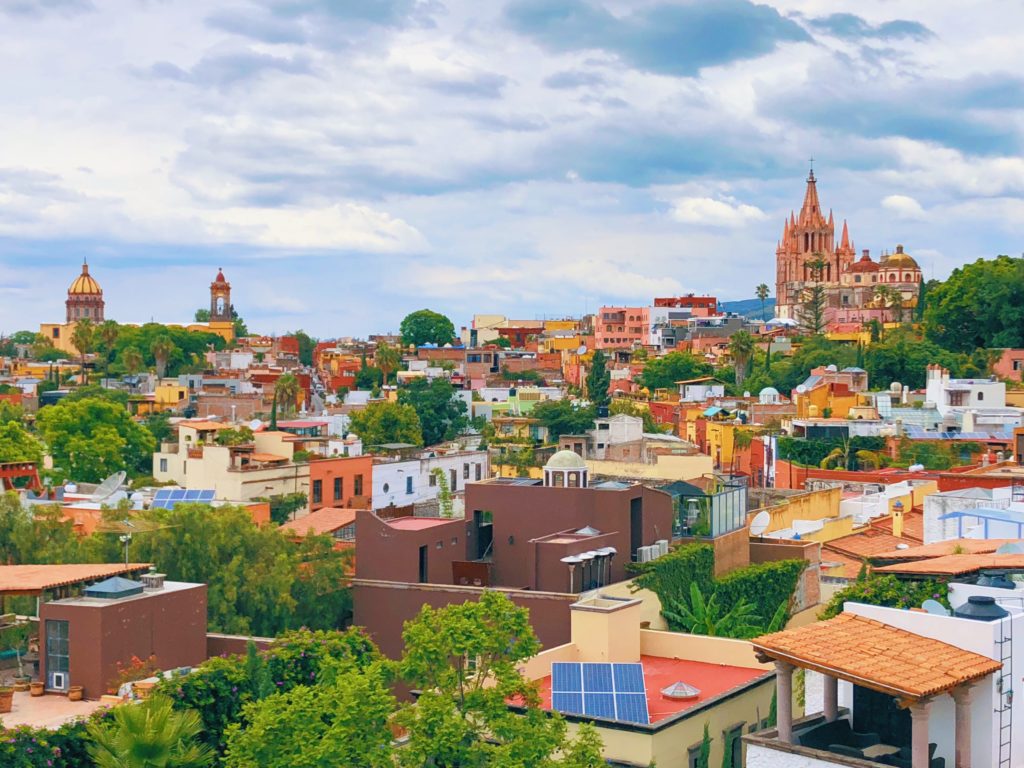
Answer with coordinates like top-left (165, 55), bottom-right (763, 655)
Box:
top-left (719, 297), bottom-right (776, 320)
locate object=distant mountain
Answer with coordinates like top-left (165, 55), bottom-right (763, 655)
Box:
top-left (719, 298), bottom-right (776, 320)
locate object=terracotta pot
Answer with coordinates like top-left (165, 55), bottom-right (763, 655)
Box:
top-left (68, 685), bottom-right (83, 701)
top-left (0, 688), bottom-right (13, 713)
top-left (29, 681), bottom-right (44, 697)
top-left (133, 681), bottom-right (156, 699)
top-left (99, 694), bottom-right (124, 707)
top-left (13, 682), bottom-right (29, 692)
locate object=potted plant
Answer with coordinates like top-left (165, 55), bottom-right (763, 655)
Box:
top-left (68, 685), bottom-right (84, 701)
top-left (0, 686), bottom-right (12, 713)
top-left (2, 622), bottom-right (33, 691)
top-left (29, 681), bottom-right (44, 697)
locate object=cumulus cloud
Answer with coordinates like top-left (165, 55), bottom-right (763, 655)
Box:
top-left (881, 194), bottom-right (926, 220)
top-left (806, 13), bottom-right (932, 41)
top-left (670, 196), bottom-right (767, 227)
top-left (0, 0), bottom-right (93, 18)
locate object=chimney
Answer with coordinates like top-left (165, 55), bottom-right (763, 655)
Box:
top-left (141, 570), bottom-right (166, 591)
top-left (569, 595), bottom-right (642, 662)
top-left (892, 500), bottom-right (904, 539)
top-left (862, 249), bottom-right (869, 259)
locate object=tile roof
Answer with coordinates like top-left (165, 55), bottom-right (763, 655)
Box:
top-left (874, 553), bottom-right (1024, 576)
top-left (249, 453), bottom-right (289, 462)
top-left (819, 550), bottom-right (866, 580)
top-left (0, 564), bottom-right (151, 595)
top-left (872, 539), bottom-right (1019, 561)
top-left (824, 528), bottom-right (918, 559)
top-left (178, 420), bottom-right (230, 431)
top-left (870, 509), bottom-right (924, 542)
top-left (753, 613), bottom-right (1001, 700)
top-left (279, 507), bottom-right (357, 536)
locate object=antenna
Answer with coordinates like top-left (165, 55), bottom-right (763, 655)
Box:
top-left (750, 510), bottom-right (770, 538)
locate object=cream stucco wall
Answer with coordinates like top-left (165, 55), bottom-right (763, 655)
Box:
top-left (598, 580), bottom-right (669, 631)
top-left (587, 454), bottom-right (713, 482)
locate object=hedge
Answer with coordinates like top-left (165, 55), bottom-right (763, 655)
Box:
top-left (631, 543), bottom-right (714, 601)
top-left (0, 712), bottom-right (108, 768)
top-left (715, 559), bottom-right (807, 627)
top-left (820, 574), bottom-right (950, 619)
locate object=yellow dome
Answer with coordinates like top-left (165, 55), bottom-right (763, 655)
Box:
top-left (68, 262), bottom-right (102, 295)
top-left (882, 245), bottom-right (919, 270)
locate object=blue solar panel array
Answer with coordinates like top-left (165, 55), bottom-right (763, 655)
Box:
top-left (151, 489), bottom-right (215, 509)
top-left (550, 662), bottom-right (649, 725)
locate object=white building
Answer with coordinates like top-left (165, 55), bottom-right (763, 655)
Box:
top-left (677, 376), bottom-right (726, 402)
top-left (371, 450), bottom-right (489, 510)
top-left (925, 364), bottom-right (1023, 431)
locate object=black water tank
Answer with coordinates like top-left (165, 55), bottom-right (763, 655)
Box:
top-left (954, 595), bottom-right (1010, 622)
top-left (976, 571), bottom-right (1016, 590)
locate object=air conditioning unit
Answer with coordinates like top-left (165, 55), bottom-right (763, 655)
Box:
top-left (636, 546), bottom-right (651, 563)
top-left (50, 671), bottom-right (67, 690)
top-left (655, 539), bottom-right (669, 557)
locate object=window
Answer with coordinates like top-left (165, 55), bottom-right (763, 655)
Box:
top-left (312, 479), bottom-right (322, 504)
top-left (46, 620), bottom-right (70, 691)
top-left (1014, 360), bottom-right (1023, 372)
top-left (354, 474), bottom-right (363, 496)
top-left (450, 468), bottom-right (457, 492)
top-left (687, 745), bottom-right (702, 768)
top-left (406, 476), bottom-right (413, 494)
top-left (159, 458), bottom-right (168, 473)
top-left (382, 482), bottom-right (390, 494)
top-left (475, 463), bottom-right (481, 481)
top-left (854, 275), bottom-right (861, 283)
top-left (334, 477), bottom-right (343, 501)
top-left (723, 724), bottom-right (744, 767)
top-left (429, 473), bottom-right (437, 487)
top-left (52, 327), bottom-right (60, 338)
top-left (463, 463), bottom-right (470, 479)
top-left (978, 392), bottom-right (984, 401)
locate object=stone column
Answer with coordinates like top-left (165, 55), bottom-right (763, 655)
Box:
top-left (950, 685), bottom-right (975, 768)
top-left (775, 661), bottom-right (795, 744)
top-left (909, 699), bottom-right (932, 768)
top-left (823, 674), bottom-right (839, 722)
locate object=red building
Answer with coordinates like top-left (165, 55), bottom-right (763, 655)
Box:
top-left (307, 455), bottom-right (372, 511)
top-left (653, 295), bottom-right (718, 316)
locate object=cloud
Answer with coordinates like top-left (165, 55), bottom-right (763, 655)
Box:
top-left (0, 0), bottom-right (93, 18)
top-left (543, 69), bottom-right (606, 89)
top-left (670, 195), bottom-right (767, 227)
top-left (503, 0), bottom-right (810, 77)
top-left (881, 194), bottom-right (926, 220)
top-left (420, 70), bottom-right (509, 99)
top-left (806, 13), bottom-right (932, 41)
top-left (146, 51), bottom-right (315, 88)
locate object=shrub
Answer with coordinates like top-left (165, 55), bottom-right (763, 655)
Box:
top-left (631, 543), bottom-right (714, 599)
top-left (715, 559), bottom-right (806, 628)
top-left (820, 574), bottom-right (951, 619)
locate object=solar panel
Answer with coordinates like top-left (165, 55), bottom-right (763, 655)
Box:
top-left (184, 490), bottom-right (202, 501)
top-left (150, 488), bottom-right (216, 510)
top-left (583, 693), bottom-right (616, 719)
top-left (199, 490), bottom-right (215, 501)
top-left (550, 661), bottom-right (649, 725)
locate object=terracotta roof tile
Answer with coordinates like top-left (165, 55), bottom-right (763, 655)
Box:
top-left (0, 564), bottom-right (151, 595)
top-left (824, 528), bottom-right (918, 559)
top-left (870, 509), bottom-right (924, 542)
top-left (178, 420), bottom-right (230, 431)
top-left (753, 613), bottom-right (1001, 700)
top-left (279, 508), bottom-right (356, 536)
top-left (872, 539), bottom-right (1018, 561)
top-left (874, 553), bottom-right (1024, 576)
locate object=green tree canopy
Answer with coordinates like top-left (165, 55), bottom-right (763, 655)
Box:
top-left (925, 255), bottom-right (1024, 351)
top-left (37, 397), bottom-right (157, 481)
top-left (348, 400), bottom-right (424, 447)
top-left (609, 399), bottom-right (664, 433)
top-left (193, 308), bottom-right (211, 322)
top-left (397, 378), bottom-right (467, 446)
top-left (289, 330), bottom-right (316, 366)
top-left (0, 421), bottom-right (43, 465)
top-left (637, 351), bottom-right (713, 391)
top-left (531, 398), bottom-right (596, 440)
top-left (585, 350), bottom-right (611, 410)
top-left (399, 309), bottom-right (456, 347)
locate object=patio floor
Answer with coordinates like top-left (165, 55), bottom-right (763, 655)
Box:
top-left (1, 690), bottom-right (103, 729)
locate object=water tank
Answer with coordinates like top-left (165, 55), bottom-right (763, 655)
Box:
top-left (975, 571), bottom-right (1016, 590)
top-left (954, 595), bottom-right (1009, 622)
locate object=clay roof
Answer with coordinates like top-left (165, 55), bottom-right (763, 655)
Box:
top-left (874, 553), bottom-right (1024, 577)
top-left (0, 563), bottom-right (151, 595)
top-left (279, 508), bottom-right (356, 536)
top-left (249, 453), bottom-right (289, 462)
top-left (753, 613), bottom-right (1001, 700)
top-left (872, 539), bottom-right (1018, 561)
top-left (870, 509), bottom-right (924, 542)
top-left (819, 550), bottom-right (865, 580)
top-left (824, 528), bottom-right (917, 559)
top-left (179, 420), bottom-right (230, 431)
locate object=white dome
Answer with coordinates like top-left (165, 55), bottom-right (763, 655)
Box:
top-left (545, 450), bottom-right (588, 470)
top-left (759, 387), bottom-right (779, 396)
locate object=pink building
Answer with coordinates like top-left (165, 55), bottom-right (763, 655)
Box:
top-left (595, 306), bottom-right (650, 350)
top-left (993, 349), bottom-right (1024, 382)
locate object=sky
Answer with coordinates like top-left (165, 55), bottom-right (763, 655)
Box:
top-left (1, 0), bottom-right (1023, 337)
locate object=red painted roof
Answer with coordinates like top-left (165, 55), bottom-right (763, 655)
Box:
top-left (277, 420), bottom-right (328, 429)
top-left (386, 517), bottom-right (458, 531)
top-left (537, 655), bottom-right (769, 724)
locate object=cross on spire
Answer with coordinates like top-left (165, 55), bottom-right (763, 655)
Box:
top-left (808, 157), bottom-right (815, 181)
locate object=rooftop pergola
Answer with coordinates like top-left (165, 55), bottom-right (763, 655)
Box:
top-left (0, 564), bottom-right (151, 603)
top-left (752, 613), bottom-right (1001, 768)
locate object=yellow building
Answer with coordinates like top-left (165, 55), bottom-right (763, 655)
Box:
top-left (40, 260), bottom-right (106, 353)
top-left (520, 594), bottom-right (781, 768)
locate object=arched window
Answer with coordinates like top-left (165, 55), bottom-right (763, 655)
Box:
top-left (889, 274), bottom-right (896, 282)
top-left (978, 392), bottom-right (984, 402)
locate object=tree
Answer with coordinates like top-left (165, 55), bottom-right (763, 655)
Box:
top-left (193, 308), bottom-right (211, 322)
top-left (150, 336), bottom-right (176, 380)
top-left (290, 330), bottom-right (316, 366)
top-left (873, 284), bottom-right (903, 324)
top-left (396, 591), bottom-right (603, 767)
top-left (531, 399), bottom-right (596, 441)
top-left (348, 401), bottom-right (423, 447)
top-left (231, 306), bottom-right (249, 338)
top-left (493, 336), bottom-right (512, 348)
top-left (755, 282), bottom-right (771, 321)
top-left (925, 255), bottom-right (1024, 351)
top-left (71, 318), bottom-right (95, 384)
top-left (355, 351), bottom-right (383, 390)
top-left (374, 341), bottom-right (401, 386)
top-left (223, 660), bottom-right (395, 768)
top-left (399, 309), bottom-right (456, 348)
top-left (121, 346), bottom-right (144, 378)
top-left (728, 330), bottom-right (755, 388)
top-left (97, 320), bottom-right (120, 379)
top-left (274, 373), bottom-right (301, 414)
top-left (661, 583), bottom-right (763, 639)
top-left (638, 351), bottom-right (713, 391)
top-left (798, 256), bottom-right (828, 336)
top-left (585, 350), bottom-right (611, 410)
top-left (398, 378), bottom-right (468, 446)
top-left (31, 332), bottom-right (63, 362)
top-left (87, 695), bottom-right (214, 768)
top-left (696, 723), bottom-right (712, 768)
top-left (37, 397), bottom-right (157, 481)
top-left (609, 400), bottom-right (664, 433)
top-left (216, 427), bottom-right (254, 446)
top-left (0, 421), bottom-right (43, 465)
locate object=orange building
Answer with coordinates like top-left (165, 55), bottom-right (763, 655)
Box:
top-left (308, 455), bottom-right (372, 512)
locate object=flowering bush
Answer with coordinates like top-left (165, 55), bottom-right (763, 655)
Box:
top-left (0, 712), bottom-right (108, 768)
top-left (820, 574), bottom-right (951, 619)
top-left (108, 654), bottom-right (160, 694)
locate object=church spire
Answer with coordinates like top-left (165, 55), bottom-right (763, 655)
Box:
top-left (839, 220), bottom-right (851, 250)
top-left (799, 166), bottom-right (822, 224)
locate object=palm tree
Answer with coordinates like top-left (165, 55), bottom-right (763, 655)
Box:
top-left (150, 337), bottom-right (175, 381)
top-left (731, 428), bottom-right (754, 474)
top-left (728, 330), bottom-right (755, 388)
top-left (71, 318), bottom-right (95, 385)
top-left (374, 341), bottom-right (401, 386)
top-left (873, 285), bottom-right (901, 324)
top-left (274, 373), bottom-right (301, 415)
top-left (87, 695), bottom-right (213, 768)
top-left (122, 346), bottom-right (143, 377)
top-left (98, 320), bottom-right (120, 379)
top-left (755, 283), bottom-right (770, 321)
top-left (662, 583), bottom-right (762, 638)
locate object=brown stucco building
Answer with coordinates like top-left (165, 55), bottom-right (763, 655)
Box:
top-left (353, 450), bottom-right (675, 657)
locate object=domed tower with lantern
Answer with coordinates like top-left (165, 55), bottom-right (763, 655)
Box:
top-left (66, 260), bottom-right (104, 322)
top-left (210, 268), bottom-right (231, 322)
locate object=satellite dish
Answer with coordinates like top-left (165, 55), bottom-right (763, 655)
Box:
top-left (90, 471), bottom-right (127, 502)
top-left (577, 345), bottom-right (588, 355)
top-left (996, 542), bottom-right (1024, 555)
top-left (921, 599), bottom-right (950, 616)
top-left (750, 510), bottom-right (770, 537)
top-left (249, 419), bottom-right (263, 431)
